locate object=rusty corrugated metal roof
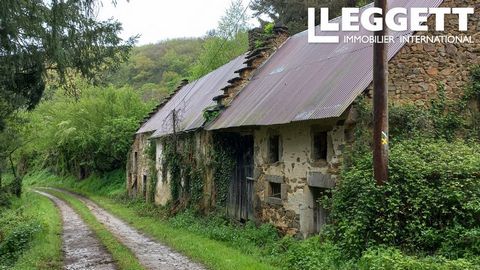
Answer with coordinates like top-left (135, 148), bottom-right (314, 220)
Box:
top-left (137, 53), bottom-right (247, 137)
top-left (207, 0), bottom-right (444, 130)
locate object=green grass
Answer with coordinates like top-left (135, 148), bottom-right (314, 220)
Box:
top-left (24, 170), bottom-right (480, 270)
top-left (50, 189), bottom-right (276, 270)
top-left (1, 191), bottom-right (63, 270)
top-left (25, 171), bottom-right (278, 270)
top-left (41, 189), bottom-right (145, 270)
top-left (80, 194), bottom-right (277, 270)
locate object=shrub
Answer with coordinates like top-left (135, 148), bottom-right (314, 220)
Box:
top-left (0, 198), bottom-right (43, 269)
top-left (358, 247), bottom-right (480, 270)
top-left (278, 236), bottom-right (348, 270)
top-left (0, 222), bottom-right (41, 268)
top-left (330, 139), bottom-right (480, 258)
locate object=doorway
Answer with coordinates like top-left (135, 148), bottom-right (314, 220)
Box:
top-left (228, 135), bottom-right (255, 221)
top-left (311, 187), bottom-right (329, 233)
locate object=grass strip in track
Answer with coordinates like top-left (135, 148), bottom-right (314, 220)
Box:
top-left (76, 192), bottom-right (277, 270)
top-left (42, 189), bottom-right (146, 270)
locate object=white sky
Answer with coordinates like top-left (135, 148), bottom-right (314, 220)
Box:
top-left (97, 0), bottom-right (258, 46)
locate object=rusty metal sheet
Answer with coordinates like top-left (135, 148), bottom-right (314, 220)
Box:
top-left (137, 53), bottom-right (248, 136)
top-left (207, 0), bottom-right (444, 130)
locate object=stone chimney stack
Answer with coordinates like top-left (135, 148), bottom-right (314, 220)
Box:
top-left (206, 25), bottom-right (289, 121)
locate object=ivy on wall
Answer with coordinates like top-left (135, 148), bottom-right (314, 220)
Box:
top-left (327, 65), bottom-right (480, 258)
top-left (345, 65), bottom-right (480, 167)
top-left (211, 133), bottom-right (236, 207)
top-left (161, 135), bottom-right (204, 210)
top-left (146, 140), bottom-right (157, 203)
top-left (155, 132), bottom-right (237, 212)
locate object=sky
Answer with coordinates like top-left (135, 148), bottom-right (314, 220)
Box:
top-left (96, 0), bottom-right (257, 46)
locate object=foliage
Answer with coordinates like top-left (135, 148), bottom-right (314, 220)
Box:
top-left (27, 169), bottom-right (480, 270)
top-left (104, 38), bottom-right (205, 99)
top-left (250, 0), bottom-right (374, 34)
top-left (357, 247), bottom-right (480, 270)
top-left (189, 0), bottom-right (249, 80)
top-left (169, 210), bottom-right (280, 255)
top-left (0, 221), bottom-right (40, 268)
top-left (329, 139), bottom-right (480, 258)
top-left (25, 172), bottom-right (278, 270)
top-left (146, 141), bottom-right (158, 203)
top-left (216, 0), bottom-right (251, 39)
top-left (23, 170), bottom-right (126, 199)
top-left (352, 77), bottom-right (480, 155)
top-left (21, 86), bottom-right (153, 175)
top-left (189, 32), bottom-right (248, 80)
top-left (0, 192), bottom-right (62, 270)
top-left (211, 133), bottom-right (236, 207)
top-left (162, 136), bottom-right (204, 208)
top-left (203, 108), bottom-right (220, 123)
top-left (104, 0), bottom-right (251, 99)
top-left (0, 0), bottom-right (134, 129)
top-left (277, 236), bottom-right (349, 270)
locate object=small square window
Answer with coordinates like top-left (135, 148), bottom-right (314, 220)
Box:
top-left (270, 182), bottom-right (281, 198)
top-left (313, 132), bottom-right (328, 161)
top-left (268, 135), bottom-right (281, 163)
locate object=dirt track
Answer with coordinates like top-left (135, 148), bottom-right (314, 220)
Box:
top-left (48, 188), bottom-right (206, 270)
top-left (34, 190), bottom-right (117, 270)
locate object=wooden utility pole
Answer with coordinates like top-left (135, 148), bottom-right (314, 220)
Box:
top-left (373, 0), bottom-right (389, 185)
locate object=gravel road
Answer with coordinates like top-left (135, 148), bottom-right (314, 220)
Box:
top-left (48, 188), bottom-right (206, 270)
top-left (34, 190), bottom-right (117, 270)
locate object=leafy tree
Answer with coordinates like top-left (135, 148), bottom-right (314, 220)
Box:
top-left (189, 32), bottom-right (248, 80)
top-left (217, 0), bottom-right (251, 39)
top-left (21, 85), bottom-right (153, 177)
top-left (104, 38), bottom-right (205, 97)
top-left (251, 0), bottom-right (374, 34)
top-left (189, 0), bottom-right (249, 80)
top-left (0, 0), bottom-right (135, 130)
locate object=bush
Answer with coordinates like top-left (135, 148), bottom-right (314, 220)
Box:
top-left (330, 139), bottom-right (480, 258)
top-left (358, 247), bottom-right (480, 270)
top-left (168, 210), bottom-right (280, 256)
top-left (278, 236), bottom-right (349, 270)
top-left (22, 86), bottom-right (153, 175)
top-left (0, 197), bottom-right (43, 269)
top-left (0, 222), bottom-right (41, 268)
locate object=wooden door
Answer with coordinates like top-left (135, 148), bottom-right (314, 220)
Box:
top-left (228, 135), bottom-right (254, 221)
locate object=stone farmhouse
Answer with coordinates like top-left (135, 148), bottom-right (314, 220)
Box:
top-left (127, 0), bottom-right (479, 237)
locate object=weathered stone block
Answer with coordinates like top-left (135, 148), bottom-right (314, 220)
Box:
top-left (307, 172), bottom-right (335, 188)
top-left (266, 175), bottom-right (284, 184)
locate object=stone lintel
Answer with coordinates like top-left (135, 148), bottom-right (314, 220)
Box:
top-left (266, 175), bottom-right (283, 184)
top-left (307, 172), bottom-right (335, 188)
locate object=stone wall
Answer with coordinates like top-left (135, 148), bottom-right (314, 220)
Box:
top-left (153, 130), bottom-right (215, 208)
top-left (369, 0), bottom-right (480, 106)
top-left (250, 115), bottom-right (351, 237)
top-left (126, 132), bottom-right (153, 199)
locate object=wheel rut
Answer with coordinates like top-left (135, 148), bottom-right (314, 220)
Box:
top-left (34, 190), bottom-right (118, 270)
top-left (48, 188), bottom-right (206, 270)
